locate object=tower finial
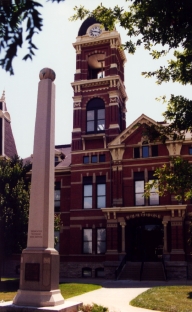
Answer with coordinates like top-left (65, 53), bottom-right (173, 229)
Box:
top-left (0, 90), bottom-right (5, 101)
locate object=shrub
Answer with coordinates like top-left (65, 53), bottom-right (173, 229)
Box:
top-left (79, 303), bottom-right (108, 312)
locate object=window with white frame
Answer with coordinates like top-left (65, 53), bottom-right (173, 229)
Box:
top-left (86, 98), bottom-right (105, 133)
top-left (96, 176), bottom-right (106, 208)
top-left (134, 172), bottom-right (145, 206)
top-left (97, 228), bottom-right (106, 254)
top-left (148, 171), bottom-right (159, 205)
top-left (149, 181), bottom-right (159, 205)
top-left (83, 177), bottom-right (93, 209)
top-left (134, 171), bottom-right (159, 206)
top-left (135, 181), bottom-right (145, 206)
top-left (83, 229), bottom-right (92, 254)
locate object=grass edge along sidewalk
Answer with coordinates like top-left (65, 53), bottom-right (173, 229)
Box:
top-left (130, 285), bottom-right (192, 312)
top-left (0, 278), bottom-right (101, 302)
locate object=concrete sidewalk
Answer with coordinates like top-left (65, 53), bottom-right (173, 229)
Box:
top-left (63, 279), bottom-right (192, 312)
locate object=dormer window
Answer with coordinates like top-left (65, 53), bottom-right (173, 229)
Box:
top-left (55, 151), bottom-right (65, 163)
top-left (86, 98), bottom-right (105, 133)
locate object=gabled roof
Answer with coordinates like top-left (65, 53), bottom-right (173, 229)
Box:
top-left (109, 114), bottom-right (162, 146)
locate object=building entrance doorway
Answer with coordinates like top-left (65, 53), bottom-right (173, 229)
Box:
top-left (126, 217), bottom-right (164, 261)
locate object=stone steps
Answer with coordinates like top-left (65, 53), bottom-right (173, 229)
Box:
top-left (118, 262), bottom-right (141, 280)
top-left (118, 261), bottom-right (166, 281)
top-left (141, 262), bottom-right (166, 281)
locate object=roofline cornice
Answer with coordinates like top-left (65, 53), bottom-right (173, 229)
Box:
top-left (73, 30), bottom-right (126, 63)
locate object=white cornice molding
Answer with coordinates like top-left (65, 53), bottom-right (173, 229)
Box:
top-left (73, 29), bottom-right (127, 63)
top-left (102, 205), bottom-right (187, 218)
top-left (72, 128), bottom-right (81, 133)
top-left (109, 124), bottom-right (120, 129)
top-left (71, 75), bottom-right (127, 100)
top-left (109, 114), bottom-right (160, 146)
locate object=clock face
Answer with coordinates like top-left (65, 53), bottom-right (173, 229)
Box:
top-left (89, 26), bottom-right (102, 37)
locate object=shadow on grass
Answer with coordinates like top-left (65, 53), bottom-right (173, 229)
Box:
top-left (0, 279), bottom-right (19, 292)
top-left (187, 292), bottom-right (192, 299)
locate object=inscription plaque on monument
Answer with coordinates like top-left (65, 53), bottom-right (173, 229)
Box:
top-left (25, 263), bottom-right (40, 281)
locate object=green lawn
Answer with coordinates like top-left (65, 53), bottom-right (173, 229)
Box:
top-left (0, 279), bottom-right (101, 302)
top-left (130, 286), bottom-right (192, 312)
top-left (59, 283), bottom-right (101, 299)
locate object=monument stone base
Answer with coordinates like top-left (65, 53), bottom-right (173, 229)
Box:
top-left (13, 248), bottom-right (64, 307)
top-left (0, 301), bottom-right (82, 312)
top-left (13, 289), bottom-right (64, 307)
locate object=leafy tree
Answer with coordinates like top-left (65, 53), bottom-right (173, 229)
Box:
top-left (71, 0), bottom-right (192, 139)
top-left (2, 0), bottom-right (192, 138)
top-left (0, 155), bottom-right (63, 261)
top-left (0, 156), bottom-right (31, 256)
top-left (54, 213), bottom-right (62, 231)
top-left (0, 0), bottom-right (65, 75)
top-left (144, 157), bottom-right (192, 204)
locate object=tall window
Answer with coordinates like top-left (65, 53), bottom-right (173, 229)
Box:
top-left (83, 229), bottom-right (92, 254)
top-left (152, 145), bottom-right (158, 157)
top-left (83, 177), bottom-right (92, 209)
top-left (134, 147), bottom-right (140, 158)
top-left (54, 181), bottom-right (61, 212)
top-left (87, 98), bottom-right (105, 133)
top-left (148, 171), bottom-right (159, 205)
top-left (134, 172), bottom-right (145, 206)
top-left (134, 171), bottom-right (159, 206)
top-left (96, 176), bottom-right (106, 208)
top-left (99, 154), bottom-right (105, 162)
top-left (97, 228), bottom-right (106, 254)
top-left (91, 155), bottom-right (97, 163)
top-left (83, 156), bottom-right (89, 164)
top-left (142, 146), bottom-right (149, 158)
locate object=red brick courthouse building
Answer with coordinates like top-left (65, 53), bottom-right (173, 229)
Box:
top-left (52, 18), bottom-right (192, 280)
top-left (1, 18), bottom-right (192, 280)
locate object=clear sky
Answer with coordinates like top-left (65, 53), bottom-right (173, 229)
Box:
top-left (1, 0), bottom-right (191, 158)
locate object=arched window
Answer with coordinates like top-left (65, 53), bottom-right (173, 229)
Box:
top-left (86, 98), bottom-right (105, 133)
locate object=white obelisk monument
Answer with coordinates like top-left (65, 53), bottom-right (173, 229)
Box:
top-left (13, 68), bottom-right (64, 307)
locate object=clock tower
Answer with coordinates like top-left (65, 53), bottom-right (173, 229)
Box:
top-left (71, 17), bottom-right (127, 153)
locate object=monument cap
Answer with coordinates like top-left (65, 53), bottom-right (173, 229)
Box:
top-left (39, 68), bottom-right (56, 81)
